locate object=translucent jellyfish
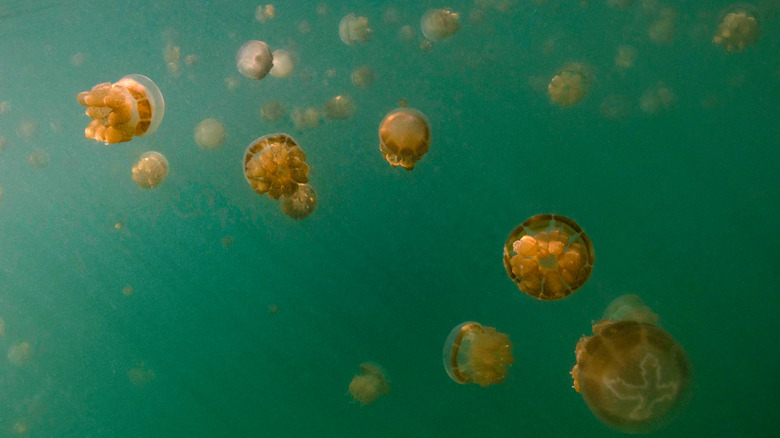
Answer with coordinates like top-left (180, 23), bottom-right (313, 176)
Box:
top-left (17, 119), bottom-right (39, 139)
top-left (420, 9), bottom-right (461, 41)
top-left (255, 4), bottom-right (276, 23)
top-left (349, 362), bottom-right (389, 405)
top-left (608, 0), bottom-right (633, 9)
top-left (0, 135), bottom-right (7, 151)
top-left (270, 50), bottom-right (295, 78)
top-left (8, 342), bottom-right (31, 366)
top-left (290, 107), bottom-right (321, 131)
top-left (0, 315), bottom-right (4, 336)
top-left (261, 100), bottom-right (287, 122)
top-left (648, 7), bottom-right (677, 44)
top-left (27, 149), bottom-right (49, 168)
top-left (77, 74), bottom-right (165, 144)
top-left (713, 6), bottom-right (760, 52)
top-left (548, 63), bottom-right (591, 107)
top-left (503, 214), bottom-right (595, 300)
top-left (281, 183), bottom-right (317, 220)
top-left (398, 25), bottom-right (416, 42)
top-left (339, 14), bottom-right (372, 45)
top-left (194, 118), bottom-right (226, 150)
top-left (639, 81), bottom-right (676, 115)
top-left (378, 108), bottom-right (431, 170)
top-left (571, 296), bottom-right (691, 433)
top-left (443, 321), bottom-right (514, 387)
top-left (323, 95), bottom-right (356, 120)
top-left (236, 40), bottom-right (274, 80)
top-left (243, 133), bottom-right (309, 199)
top-left (351, 65), bottom-right (376, 88)
top-left (128, 362), bottom-right (156, 387)
top-left (599, 95), bottom-right (632, 121)
top-left (615, 45), bottom-right (637, 69)
top-left (132, 151), bottom-right (169, 189)
top-left (164, 43), bottom-right (181, 76)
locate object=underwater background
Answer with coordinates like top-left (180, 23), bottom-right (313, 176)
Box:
top-left (1, 0), bottom-right (779, 436)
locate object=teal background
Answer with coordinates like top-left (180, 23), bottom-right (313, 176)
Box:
top-left (1, 0), bottom-right (779, 436)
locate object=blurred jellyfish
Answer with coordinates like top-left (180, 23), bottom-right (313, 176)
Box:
top-left (648, 7), bottom-right (677, 44)
top-left (608, 0), bottom-right (633, 9)
top-left (0, 101), bottom-right (10, 115)
top-left (281, 183), bottom-right (317, 219)
top-left (185, 54), bottom-right (198, 66)
top-left (255, 4), bottom-right (276, 23)
top-left (194, 118), bottom-right (226, 150)
top-left (236, 40), bottom-right (274, 80)
top-left (639, 81), bottom-right (676, 114)
top-left (349, 362), bottom-right (389, 405)
top-left (713, 5), bottom-right (760, 52)
top-left (27, 149), bottom-right (49, 168)
top-left (270, 50), bottom-right (295, 78)
top-left (443, 321), bottom-right (514, 386)
top-left (0, 315), bottom-right (5, 336)
top-left (243, 133), bottom-right (309, 199)
top-left (421, 9), bottom-right (461, 41)
top-left (324, 95), bottom-right (356, 120)
top-left (378, 107), bottom-right (431, 170)
top-left (383, 6), bottom-right (402, 24)
top-left (601, 294), bottom-right (659, 324)
top-left (351, 65), bottom-right (376, 87)
top-left (297, 20), bottom-right (312, 35)
top-left (128, 363), bottom-right (156, 387)
top-left (261, 100), bottom-right (287, 122)
top-left (548, 63), bottom-right (591, 107)
top-left (221, 235), bottom-right (235, 248)
top-left (71, 52), bottom-right (87, 67)
top-left (225, 76), bottom-right (240, 90)
top-left (419, 39), bottom-right (434, 52)
top-left (599, 95), bottom-right (632, 121)
top-left (316, 3), bottom-right (331, 17)
top-left (0, 136), bottom-right (6, 151)
top-left (122, 285), bottom-right (133, 296)
top-left (398, 25), bottom-right (416, 42)
top-left (339, 14), bottom-right (372, 45)
top-left (615, 45), bottom-right (637, 69)
top-left (291, 107), bottom-right (321, 130)
top-left (164, 43), bottom-right (181, 76)
top-left (132, 151), bottom-right (169, 189)
top-left (8, 342), bottom-right (31, 366)
top-left (17, 119), bottom-right (39, 139)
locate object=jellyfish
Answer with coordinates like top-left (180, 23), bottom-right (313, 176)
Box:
top-left (290, 107), bottom-right (321, 131)
top-left (8, 342), bottom-right (31, 366)
top-left (194, 118), bottom-right (226, 150)
top-left (443, 321), bottom-right (514, 387)
top-left (351, 65), bottom-right (376, 88)
top-left (0, 136), bottom-right (7, 151)
top-left (420, 9), bottom-right (461, 41)
top-left (0, 316), bottom-right (5, 336)
top-left (255, 4), bottom-right (276, 23)
top-left (77, 74), bottom-right (165, 144)
top-left (378, 107), bottom-right (431, 170)
top-left (639, 81), bottom-right (676, 115)
top-left (323, 95), bottom-right (356, 120)
top-left (281, 183), bottom-right (317, 220)
top-left (128, 362), bottom-right (156, 387)
top-left (132, 151), bottom-right (169, 189)
top-left (243, 133), bottom-right (309, 199)
top-left (261, 101), bottom-right (287, 122)
top-left (548, 63), bottom-right (591, 107)
top-left (348, 362), bottom-right (389, 405)
top-left (615, 45), bottom-right (637, 69)
top-left (571, 295), bottom-right (691, 433)
top-left (503, 214), bottom-right (594, 300)
top-left (713, 5), bottom-right (760, 52)
top-left (339, 14), bottom-right (372, 45)
top-left (236, 40), bottom-right (274, 80)
top-left (270, 50), bottom-right (295, 78)
top-left (27, 149), bottom-right (49, 168)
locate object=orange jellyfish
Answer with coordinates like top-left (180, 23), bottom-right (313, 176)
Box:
top-left (503, 214), bottom-right (594, 300)
top-left (571, 295), bottom-right (691, 433)
top-left (348, 362), bottom-right (389, 405)
top-left (420, 9), bottom-right (461, 41)
top-left (713, 5), bottom-right (760, 52)
top-left (243, 133), bottom-right (309, 199)
top-left (378, 108), bottom-right (431, 170)
top-left (77, 74), bottom-right (164, 144)
top-left (443, 321), bottom-right (514, 387)
top-left (548, 63), bottom-right (591, 107)
top-left (132, 151), bottom-right (169, 189)
top-left (281, 183), bottom-right (317, 219)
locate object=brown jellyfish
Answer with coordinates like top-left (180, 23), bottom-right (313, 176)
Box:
top-left (132, 151), bottom-right (169, 189)
top-left (378, 108), bottom-right (431, 170)
top-left (713, 5), bottom-right (760, 52)
top-left (348, 362), bottom-right (389, 405)
top-left (548, 63), bottom-right (591, 107)
top-left (242, 133), bottom-right (309, 199)
top-left (280, 183), bottom-right (317, 220)
top-left (443, 321), bottom-right (514, 387)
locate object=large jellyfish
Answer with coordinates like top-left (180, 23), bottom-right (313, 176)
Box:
top-left (443, 321), bottom-right (514, 387)
top-left (243, 133), bottom-right (309, 199)
top-left (713, 5), bottom-right (760, 52)
top-left (339, 14), bottom-right (372, 45)
top-left (236, 40), bottom-right (274, 80)
top-left (420, 9), bottom-right (461, 41)
top-left (378, 107), bottom-right (431, 170)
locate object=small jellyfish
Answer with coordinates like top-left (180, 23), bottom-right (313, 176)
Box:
top-left (615, 45), bottom-right (637, 69)
top-left (8, 342), bottom-right (31, 366)
top-left (27, 149), bottom-right (49, 168)
top-left (270, 49), bottom-right (295, 78)
top-left (398, 25), bottom-right (416, 42)
top-left (571, 295), bottom-right (691, 433)
top-left (243, 133), bottom-right (309, 199)
top-left (128, 362), bottom-right (156, 387)
top-left (0, 136), bottom-right (7, 151)
top-left (132, 151), bottom-right (169, 189)
top-left (639, 81), bottom-right (676, 115)
top-left (0, 316), bottom-right (5, 336)
top-left (194, 118), bottom-right (226, 150)
top-left (77, 74), bottom-right (165, 144)
top-left (348, 362), bottom-right (389, 405)
top-left (548, 63), bottom-right (591, 107)
top-left (339, 14), bottom-right (372, 45)
top-left (261, 100), bottom-right (287, 122)
top-left (378, 107), bottom-right (431, 170)
top-left (281, 183), bottom-right (317, 220)
top-left (255, 4), bottom-right (276, 23)
top-left (351, 65), bottom-right (376, 88)
top-left (713, 5), bottom-right (760, 52)
top-left (236, 40), bottom-right (274, 80)
top-left (443, 321), bottom-right (514, 387)
top-left (503, 214), bottom-right (595, 300)
top-left (290, 107), bottom-right (321, 131)
top-left (648, 7), bottom-right (677, 44)
top-left (323, 95), bottom-right (356, 120)
top-left (420, 9), bottom-right (461, 41)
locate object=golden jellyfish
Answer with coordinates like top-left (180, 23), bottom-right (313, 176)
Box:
top-left (503, 214), bottom-right (594, 300)
top-left (348, 362), bottom-right (389, 405)
top-left (378, 107), bottom-right (431, 170)
top-left (713, 5), bottom-right (760, 52)
top-left (351, 65), bottom-right (376, 88)
top-left (270, 49), bottom-right (295, 78)
top-left (281, 183), bottom-right (317, 220)
top-left (77, 74), bottom-right (165, 144)
top-left (571, 295), bottom-right (691, 433)
top-left (443, 321), bottom-right (514, 387)
top-left (255, 4), bottom-right (276, 23)
top-left (339, 14), bottom-right (372, 45)
top-left (243, 133), bottom-right (309, 199)
top-left (132, 151), bottom-right (169, 189)
top-left (548, 63), bottom-right (591, 107)
top-left (420, 9), bottom-right (461, 42)
top-left (323, 95), bottom-right (356, 120)
top-left (194, 118), bottom-right (226, 150)
top-left (236, 40), bottom-right (274, 80)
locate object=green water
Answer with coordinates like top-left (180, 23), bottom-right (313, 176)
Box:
top-left (0, 0), bottom-right (779, 436)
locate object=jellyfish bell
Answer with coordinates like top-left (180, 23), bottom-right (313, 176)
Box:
top-left (243, 133), bottom-right (309, 199)
top-left (713, 5), bottom-right (761, 52)
top-left (281, 183), bottom-right (317, 219)
top-left (548, 63), bottom-right (591, 107)
top-left (261, 100), bottom-right (287, 122)
top-left (602, 294), bottom-right (659, 324)
top-left (339, 14), bottom-right (372, 45)
top-left (270, 49), bottom-right (295, 78)
top-left (443, 321), bottom-right (514, 387)
top-left (132, 151), bottom-right (169, 189)
top-left (420, 9), bottom-right (461, 41)
top-left (236, 40), bottom-right (274, 80)
top-left (323, 94), bottom-right (356, 120)
top-left (378, 107), bottom-right (431, 170)
top-left (348, 362), bottom-right (389, 405)
top-left (194, 118), bottom-right (226, 150)
top-left (351, 65), bottom-right (376, 87)
top-left (77, 74), bottom-right (165, 144)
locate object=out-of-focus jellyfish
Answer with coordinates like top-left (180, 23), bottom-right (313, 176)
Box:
top-left (648, 7), bottom-right (677, 44)
top-left (122, 285), bottom-right (133, 296)
top-left (324, 95), bottom-right (356, 120)
top-left (164, 43), bottom-right (181, 76)
top-left (548, 63), bottom-right (591, 106)
top-left (77, 74), bottom-right (165, 144)
top-left (383, 6), bottom-right (402, 24)
top-left (132, 151), bottom-right (169, 189)
top-left (261, 101), bottom-right (287, 122)
top-left (503, 214), bottom-right (594, 300)
top-left (221, 235), bottom-right (234, 248)
top-left (8, 342), bottom-right (31, 366)
top-left (443, 321), bottom-right (514, 387)
top-left (378, 107), bottom-right (431, 170)
top-left (0, 101), bottom-right (10, 115)
top-left (571, 295), bottom-right (691, 433)
top-left (713, 5), bottom-right (760, 52)
top-left (0, 136), bottom-right (7, 151)
top-left (255, 4), bottom-right (276, 23)
top-left (298, 20), bottom-right (312, 35)
top-left (316, 2), bottom-right (331, 17)
top-left (351, 65), bottom-right (376, 87)
top-left (281, 183), bottom-right (317, 219)
top-left (421, 9), bottom-right (461, 41)
top-left (639, 81), bottom-right (676, 115)
top-left (600, 95), bottom-right (632, 121)
top-left (0, 316), bottom-right (5, 336)
top-left (225, 76), bottom-right (240, 90)
top-left (291, 107), bottom-right (321, 130)
top-left (194, 118), bottom-right (226, 150)
top-left (27, 149), bottom-right (49, 168)
top-left (128, 362), bottom-right (156, 387)
top-left (236, 40), bottom-right (274, 80)
top-left (270, 50), bottom-right (295, 78)
top-left (185, 54), bottom-right (198, 66)
top-left (339, 14), bottom-right (372, 45)
top-left (615, 45), bottom-right (637, 69)
top-left (17, 119), bottom-right (39, 139)
top-left (608, 0), bottom-right (633, 9)
top-left (398, 25), bottom-right (416, 42)
top-left (71, 52), bottom-right (87, 67)
top-left (349, 362), bottom-right (389, 405)
top-left (243, 133), bottom-right (309, 199)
